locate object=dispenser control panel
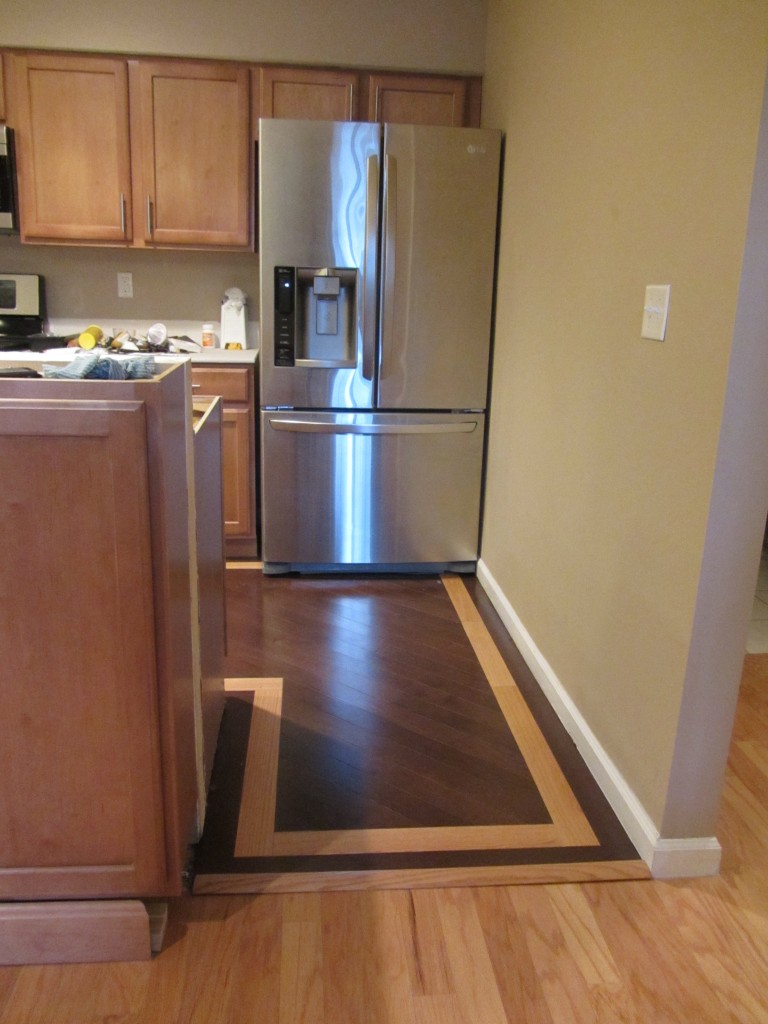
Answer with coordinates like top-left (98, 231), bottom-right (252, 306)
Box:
top-left (274, 266), bottom-right (295, 366)
top-left (274, 264), bottom-right (357, 369)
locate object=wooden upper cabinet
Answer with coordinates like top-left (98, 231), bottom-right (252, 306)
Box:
top-left (129, 60), bottom-right (251, 249)
top-left (7, 53), bottom-right (132, 243)
top-left (4, 49), bottom-right (480, 248)
top-left (365, 72), bottom-right (469, 127)
top-left (256, 65), bottom-right (358, 134)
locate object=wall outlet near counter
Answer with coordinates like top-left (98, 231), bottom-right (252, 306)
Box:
top-left (117, 272), bottom-right (133, 299)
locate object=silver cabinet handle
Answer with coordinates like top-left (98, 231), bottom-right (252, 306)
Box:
top-left (361, 154), bottom-right (379, 383)
top-left (146, 196), bottom-right (153, 238)
top-left (269, 419), bottom-right (477, 435)
top-left (119, 193), bottom-right (126, 236)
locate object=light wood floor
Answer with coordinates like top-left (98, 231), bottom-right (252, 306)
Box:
top-left (1, 655), bottom-right (766, 1022)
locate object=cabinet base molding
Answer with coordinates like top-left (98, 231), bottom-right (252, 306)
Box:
top-left (225, 537), bottom-right (259, 559)
top-left (0, 900), bottom-right (152, 965)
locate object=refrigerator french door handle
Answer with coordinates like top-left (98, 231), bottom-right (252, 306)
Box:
top-left (380, 154), bottom-right (397, 378)
top-left (268, 419), bottom-right (478, 435)
top-left (361, 155), bottom-right (379, 382)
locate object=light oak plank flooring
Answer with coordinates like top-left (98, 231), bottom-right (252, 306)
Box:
top-left (0, 656), bottom-right (766, 1021)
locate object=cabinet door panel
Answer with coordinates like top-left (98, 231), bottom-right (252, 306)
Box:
top-left (258, 66), bottom-right (357, 128)
top-left (367, 73), bottom-right (468, 127)
top-left (191, 367), bottom-right (251, 403)
top-left (131, 60), bottom-right (251, 248)
top-left (9, 54), bottom-right (132, 242)
top-left (0, 399), bottom-right (165, 899)
top-left (190, 366), bottom-right (257, 553)
top-left (221, 404), bottom-right (254, 537)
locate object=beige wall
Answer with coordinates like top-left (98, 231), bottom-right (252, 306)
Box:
top-left (481, 0), bottom-right (768, 831)
top-left (0, 235), bottom-right (257, 327)
top-left (0, 0), bottom-right (487, 75)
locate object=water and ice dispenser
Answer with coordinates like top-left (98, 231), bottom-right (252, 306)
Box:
top-left (273, 266), bottom-right (357, 368)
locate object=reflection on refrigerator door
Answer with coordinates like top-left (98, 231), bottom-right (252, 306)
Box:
top-left (260, 412), bottom-right (486, 573)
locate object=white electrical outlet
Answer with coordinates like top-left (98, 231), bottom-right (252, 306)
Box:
top-left (117, 272), bottom-right (133, 299)
top-left (641, 284), bottom-right (670, 341)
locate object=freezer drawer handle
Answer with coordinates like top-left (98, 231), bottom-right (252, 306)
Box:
top-left (269, 419), bottom-right (477, 435)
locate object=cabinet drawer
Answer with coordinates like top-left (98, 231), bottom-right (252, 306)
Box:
top-left (191, 367), bottom-right (251, 403)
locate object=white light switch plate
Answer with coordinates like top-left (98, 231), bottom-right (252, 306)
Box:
top-left (641, 284), bottom-right (670, 341)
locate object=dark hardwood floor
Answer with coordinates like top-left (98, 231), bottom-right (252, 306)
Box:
top-left (193, 570), bottom-right (647, 891)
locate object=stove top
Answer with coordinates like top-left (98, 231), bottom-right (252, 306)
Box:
top-left (0, 334), bottom-right (71, 351)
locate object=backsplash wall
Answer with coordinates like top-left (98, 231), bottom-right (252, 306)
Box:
top-left (0, 235), bottom-right (260, 331)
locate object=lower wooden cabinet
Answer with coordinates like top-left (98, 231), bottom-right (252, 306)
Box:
top-left (0, 362), bottom-right (207, 902)
top-left (191, 364), bottom-right (258, 558)
top-left (0, 398), bottom-right (166, 899)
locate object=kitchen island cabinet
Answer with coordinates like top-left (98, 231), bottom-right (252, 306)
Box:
top-left (0, 359), bottom-right (224, 961)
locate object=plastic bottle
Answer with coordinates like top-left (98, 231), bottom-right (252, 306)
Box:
top-left (201, 323), bottom-right (216, 348)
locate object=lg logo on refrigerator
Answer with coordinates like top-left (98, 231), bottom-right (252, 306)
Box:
top-left (467, 144), bottom-right (487, 155)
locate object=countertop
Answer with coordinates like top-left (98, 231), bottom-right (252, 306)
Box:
top-left (0, 347), bottom-right (259, 366)
top-left (0, 317), bottom-right (259, 367)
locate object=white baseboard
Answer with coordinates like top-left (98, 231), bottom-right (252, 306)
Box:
top-left (475, 559), bottom-right (722, 879)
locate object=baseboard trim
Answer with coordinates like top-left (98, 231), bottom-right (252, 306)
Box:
top-left (0, 900), bottom-right (151, 965)
top-left (475, 559), bottom-right (722, 879)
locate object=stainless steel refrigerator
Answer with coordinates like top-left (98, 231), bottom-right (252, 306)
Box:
top-left (259, 118), bottom-right (501, 573)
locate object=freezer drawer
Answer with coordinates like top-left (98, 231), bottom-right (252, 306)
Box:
top-left (261, 411), bottom-right (485, 572)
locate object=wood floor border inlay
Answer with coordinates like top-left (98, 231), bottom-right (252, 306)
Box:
top-left (442, 576), bottom-right (599, 848)
top-left (271, 823), bottom-right (564, 856)
top-left (225, 678), bottom-right (284, 858)
top-left (194, 858), bottom-right (649, 895)
top-left (224, 580), bottom-right (599, 861)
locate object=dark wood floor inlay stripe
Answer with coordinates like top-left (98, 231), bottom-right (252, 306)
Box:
top-left (193, 571), bottom-right (647, 892)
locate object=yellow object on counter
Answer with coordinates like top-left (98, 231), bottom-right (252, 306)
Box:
top-left (77, 324), bottom-right (104, 349)
top-left (225, 342), bottom-right (243, 350)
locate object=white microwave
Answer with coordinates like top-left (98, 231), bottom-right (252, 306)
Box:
top-left (0, 274), bottom-right (42, 318)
